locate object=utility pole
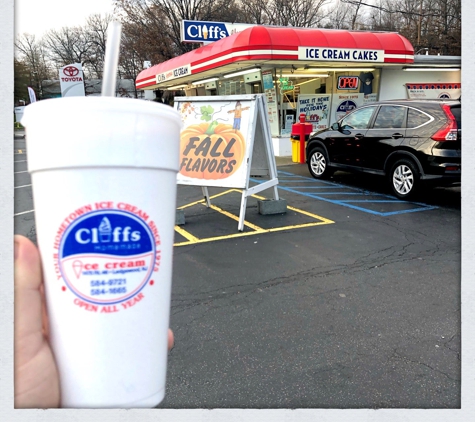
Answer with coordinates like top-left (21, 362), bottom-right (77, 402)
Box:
top-left (417, 0), bottom-right (423, 46)
top-left (379, 0), bottom-right (382, 28)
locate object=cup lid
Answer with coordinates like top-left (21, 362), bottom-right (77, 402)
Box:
top-left (23, 96), bottom-right (182, 173)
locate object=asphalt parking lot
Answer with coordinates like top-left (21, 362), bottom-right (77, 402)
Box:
top-left (14, 130), bottom-right (461, 409)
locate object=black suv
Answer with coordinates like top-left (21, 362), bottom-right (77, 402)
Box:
top-left (305, 99), bottom-right (461, 199)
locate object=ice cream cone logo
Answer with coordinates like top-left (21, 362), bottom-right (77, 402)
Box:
top-left (202, 25), bottom-right (208, 40)
top-left (72, 260), bottom-right (83, 278)
top-left (99, 217), bottom-right (112, 242)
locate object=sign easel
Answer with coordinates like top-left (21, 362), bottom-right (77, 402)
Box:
top-left (174, 94), bottom-right (279, 231)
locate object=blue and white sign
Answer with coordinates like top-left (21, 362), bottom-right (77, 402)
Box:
top-left (59, 210), bottom-right (155, 305)
top-left (336, 100), bottom-right (358, 115)
top-left (298, 47), bottom-right (384, 62)
top-left (181, 20), bottom-right (256, 44)
top-left (331, 94), bottom-right (365, 121)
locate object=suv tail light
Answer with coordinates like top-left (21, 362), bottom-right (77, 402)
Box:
top-left (431, 104), bottom-right (458, 141)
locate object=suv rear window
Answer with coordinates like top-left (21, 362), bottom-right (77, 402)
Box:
top-left (373, 105), bottom-right (406, 129)
top-left (407, 108), bottom-right (431, 128)
top-left (450, 106), bottom-right (461, 128)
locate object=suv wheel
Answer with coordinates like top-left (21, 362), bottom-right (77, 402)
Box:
top-left (308, 147), bottom-right (332, 179)
top-left (389, 158), bottom-right (419, 199)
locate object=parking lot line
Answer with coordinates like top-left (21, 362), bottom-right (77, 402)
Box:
top-left (258, 171), bottom-right (438, 216)
top-left (173, 189), bottom-right (334, 246)
top-left (174, 229), bottom-right (266, 247)
top-left (208, 203), bottom-right (264, 231)
top-left (282, 185), bottom-right (353, 189)
top-left (174, 225), bottom-right (200, 242)
top-left (286, 204), bottom-right (334, 223)
top-left (14, 210), bottom-right (34, 217)
top-left (178, 189), bottom-right (234, 209)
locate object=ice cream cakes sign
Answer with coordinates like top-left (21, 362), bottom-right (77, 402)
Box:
top-left (298, 47), bottom-right (384, 62)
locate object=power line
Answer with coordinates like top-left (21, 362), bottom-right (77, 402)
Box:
top-left (340, 0), bottom-right (459, 19)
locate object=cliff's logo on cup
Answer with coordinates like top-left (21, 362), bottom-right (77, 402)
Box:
top-left (58, 210), bottom-right (155, 305)
top-left (63, 66), bottom-right (79, 77)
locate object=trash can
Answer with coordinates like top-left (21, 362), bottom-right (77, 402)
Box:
top-left (291, 115), bottom-right (313, 163)
top-left (290, 136), bottom-right (306, 163)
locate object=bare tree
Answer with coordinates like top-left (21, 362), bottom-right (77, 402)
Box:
top-left (15, 34), bottom-right (54, 99)
top-left (42, 26), bottom-right (94, 76)
top-left (342, 0), bottom-right (460, 55)
top-left (15, 0), bottom-right (461, 96)
top-left (349, 0), bottom-right (364, 29)
top-left (238, 0), bottom-right (271, 24)
top-left (114, 0), bottom-right (241, 59)
top-left (323, 0), bottom-right (354, 29)
top-left (431, 0), bottom-right (461, 54)
top-left (264, 0), bottom-right (330, 27)
top-left (14, 59), bottom-right (31, 104)
top-left (84, 13), bottom-right (115, 79)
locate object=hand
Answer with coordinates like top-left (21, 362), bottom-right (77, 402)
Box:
top-left (14, 235), bottom-right (175, 408)
top-left (14, 234), bottom-right (60, 408)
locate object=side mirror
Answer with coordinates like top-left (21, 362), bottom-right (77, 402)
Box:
top-left (331, 122), bottom-right (340, 131)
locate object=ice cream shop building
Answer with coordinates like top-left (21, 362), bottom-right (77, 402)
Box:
top-left (136, 23), bottom-right (461, 155)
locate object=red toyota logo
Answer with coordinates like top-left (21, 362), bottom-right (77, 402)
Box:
top-left (63, 66), bottom-right (79, 77)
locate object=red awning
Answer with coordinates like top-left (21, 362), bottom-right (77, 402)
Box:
top-left (136, 26), bottom-right (414, 89)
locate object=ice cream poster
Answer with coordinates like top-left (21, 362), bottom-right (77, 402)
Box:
top-left (330, 93), bottom-right (366, 123)
top-left (405, 83), bottom-right (461, 100)
top-left (297, 94), bottom-right (331, 131)
top-left (175, 97), bottom-right (255, 188)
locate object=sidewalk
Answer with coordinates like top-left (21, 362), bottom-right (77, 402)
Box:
top-left (275, 155), bottom-right (296, 167)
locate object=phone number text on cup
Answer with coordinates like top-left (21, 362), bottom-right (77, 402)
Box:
top-left (91, 287), bottom-right (127, 295)
top-left (90, 278), bottom-right (127, 295)
top-left (91, 278), bottom-right (126, 286)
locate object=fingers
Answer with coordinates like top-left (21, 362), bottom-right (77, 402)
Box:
top-left (14, 235), bottom-right (45, 362)
top-left (14, 235), bottom-right (61, 408)
top-left (168, 328), bottom-right (174, 351)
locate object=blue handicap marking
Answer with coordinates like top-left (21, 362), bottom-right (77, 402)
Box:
top-left (251, 171), bottom-right (437, 216)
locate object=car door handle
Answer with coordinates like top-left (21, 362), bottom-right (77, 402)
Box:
top-left (392, 133), bottom-right (404, 139)
top-left (354, 133), bottom-right (364, 140)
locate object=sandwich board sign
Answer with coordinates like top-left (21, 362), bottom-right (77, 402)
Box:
top-left (174, 94), bottom-right (280, 231)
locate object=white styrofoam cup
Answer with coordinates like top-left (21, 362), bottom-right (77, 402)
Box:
top-left (22, 96), bottom-right (182, 408)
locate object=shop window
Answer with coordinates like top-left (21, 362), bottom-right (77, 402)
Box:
top-left (334, 69), bottom-right (380, 97)
top-left (251, 82), bottom-right (262, 94)
top-left (218, 79), bottom-right (247, 95)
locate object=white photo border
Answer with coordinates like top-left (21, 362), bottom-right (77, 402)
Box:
top-left (1, 0), bottom-right (473, 421)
